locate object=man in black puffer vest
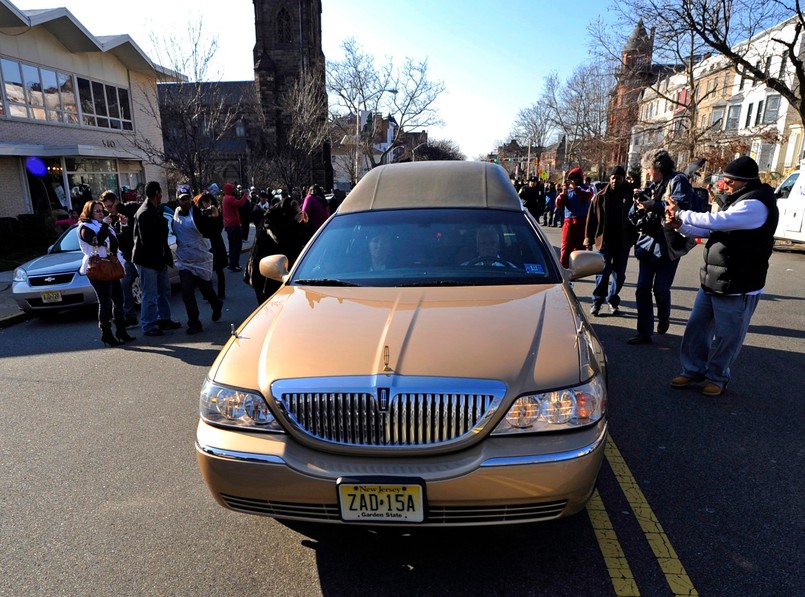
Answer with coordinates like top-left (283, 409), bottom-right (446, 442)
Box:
top-left (664, 156), bottom-right (778, 396)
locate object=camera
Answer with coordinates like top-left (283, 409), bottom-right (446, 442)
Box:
top-left (634, 188), bottom-right (652, 203)
top-left (201, 207), bottom-right (213, 215)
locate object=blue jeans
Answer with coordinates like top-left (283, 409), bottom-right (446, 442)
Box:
top-left (121, 260), bottom-right (139, 319)
top-left (635, 256), bottom-right (680, 338)
top-left (679, 289), bottom-right (760, 387)
top-left (225, 226), bottom-right (242, 269)
top-left (592, 246), bottom-right (630, 308)
top-left (135, 265), bottom-right (172, 333)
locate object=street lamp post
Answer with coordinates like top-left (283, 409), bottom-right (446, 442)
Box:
top-left (354, 88), bottom-right (397, 183)
top-left (411, 141), bottom-right (427, 162)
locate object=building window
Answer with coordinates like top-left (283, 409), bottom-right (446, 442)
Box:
top-left (0, 56), bottom-right (127, 130)
top-left (235, 120), bottom-right (246, 137)
top-left (710, 108), bottom-right (724, 129)
top-left (764, 57), bottom-right (772, 76)
top-left (762, 95), bottom-right (781, 124)
top-left (725, 105), bottom-right (741, 131)
top-left (739, 76), bottom-right (746, 91)
top-left (755, 100), bottom-right (764, 126)
top-left (277, 8), bottom-right (292, 44)
top-left (722, 73), bottom-right (730, 97)
top-left (745, 104), bottom-right (754, 128)
top-left (76, 76), bottom-right (133, 130)
top-left (779, 57), bottom-right (786, 80)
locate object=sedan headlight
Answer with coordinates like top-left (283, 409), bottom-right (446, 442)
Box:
top-left (492, 374), bottom-right (606, 435)
top-left (199, 379), bottom-right (284, 432)
top-left (12, 267), bottom-right (28, 283)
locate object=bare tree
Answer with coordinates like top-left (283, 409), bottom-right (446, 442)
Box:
top-left (128, 20), bottom-right (245, 192)
top-left (510, 102), bottom-right (553, 165)
top-left (261, 69), bottom-right (331, 191)
top-left (414, 139), bottom-right (466, 161)
top-left (327, 38), bottom-right (446, 180)
top-left (541, 65), bottom-right (613, 177)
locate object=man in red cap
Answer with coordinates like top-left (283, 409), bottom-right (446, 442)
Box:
top-left (555, 167), bottom-right (594, 268)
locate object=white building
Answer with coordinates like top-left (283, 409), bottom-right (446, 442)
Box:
top-left (0, 0), bottom-right (175, 220)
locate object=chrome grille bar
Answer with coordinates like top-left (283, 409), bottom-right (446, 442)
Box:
top-left (279, 390), bottom-right (498, 447)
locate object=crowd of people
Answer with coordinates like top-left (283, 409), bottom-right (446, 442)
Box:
top-left (526, 152), bottom-right (777, 397)
top-left (74, 156), bottom-right (777, 398)
top-left (76, 180), bottom-right (338, 347)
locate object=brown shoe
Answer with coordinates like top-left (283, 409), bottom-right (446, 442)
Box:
top-left (701, 382), bottom-right (724, 396)
top-left (670, 374), bottom-right (705, 388)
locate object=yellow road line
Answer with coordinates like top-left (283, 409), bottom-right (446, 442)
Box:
top-left (606, 438), bottom-right (699, 596)
top-left (587, 489), bottom-right (640, 596)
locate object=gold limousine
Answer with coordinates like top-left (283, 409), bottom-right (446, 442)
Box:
top-left (196, 161), bottom-right (607, 526)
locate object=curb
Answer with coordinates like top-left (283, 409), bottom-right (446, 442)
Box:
top-left (0, 311), bottom-right (30, 329)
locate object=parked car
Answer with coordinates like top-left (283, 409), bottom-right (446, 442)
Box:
top-left (12, 212), bottom-right (179, 314)
top-left (774, 170), bottom-right (805, 244)
top-left (196, 161), bottom-right (607, 527)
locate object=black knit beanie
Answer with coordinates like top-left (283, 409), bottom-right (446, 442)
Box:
top-left (723, 156), bottom-right (759, 181)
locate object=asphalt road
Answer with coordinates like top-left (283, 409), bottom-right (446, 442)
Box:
top-left (1, 228), bottom-right (803, 597)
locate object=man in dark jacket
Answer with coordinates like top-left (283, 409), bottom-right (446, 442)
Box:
top-left (132, 181), bottom-right (180, 336)
top-left (518, 177), bottom-right (544, 221)
top-left (584, 166), bottom-right (636, 316)
top-left (665, 156), bottom-right (778, 396)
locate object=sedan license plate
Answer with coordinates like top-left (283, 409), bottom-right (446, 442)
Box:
top-left (338, 480), bottom-right (424, 523)
top-left (40, 291), bottom-right (62, 303)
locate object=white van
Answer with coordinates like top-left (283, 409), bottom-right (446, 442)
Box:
top-left (774, 170), bottom-right (805, 244)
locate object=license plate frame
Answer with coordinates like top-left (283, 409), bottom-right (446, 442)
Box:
top-left (40, 291), bottom-right (63, 303)
top-left (337, 477), bottom-right (426, 523)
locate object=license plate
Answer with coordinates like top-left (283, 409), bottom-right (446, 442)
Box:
top-left (338, 480), bottom-right (425, 523)
top-left (40, 291), bottom-right (62, 303)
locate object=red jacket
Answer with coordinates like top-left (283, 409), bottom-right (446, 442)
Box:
top-left (222, 183), bottom-right (249, 227)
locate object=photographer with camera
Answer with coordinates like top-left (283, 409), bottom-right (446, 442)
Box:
top-left (556, 167), bottom-right (594, 268)
top-left (627, 149), bottom-right (696, 345)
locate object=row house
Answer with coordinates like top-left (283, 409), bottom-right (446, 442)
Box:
top-left (0, 0), bottom-right (174, 221)
top-left (627, 15), bottom-right (803, 182)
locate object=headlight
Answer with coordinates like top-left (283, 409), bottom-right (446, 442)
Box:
top-left (199, 379), bottom-right (284, 432)
top-left (12, 267), bottom-right (28, 283)
top-left (492, 374), bottom-right (606, 435)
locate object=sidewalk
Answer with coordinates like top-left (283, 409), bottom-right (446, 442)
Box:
top-left (0, 269), bottom-right (27, 328)
top-left (0, 224), bottom-right (255, 328)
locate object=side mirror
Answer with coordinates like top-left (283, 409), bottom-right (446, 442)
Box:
top-left (567, 250), bottom-right (605, 281)
top-left (259, 254), bottom-right (290, 283)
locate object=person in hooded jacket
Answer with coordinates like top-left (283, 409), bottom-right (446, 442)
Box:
top-left (556, 167), bottom-right (594, 268)
top-left (665, 156), bottom-right (778, 397)
top-left (301, 184), bottom-right (330, 233)
top-left (222, 183), bottom-right (250, 271)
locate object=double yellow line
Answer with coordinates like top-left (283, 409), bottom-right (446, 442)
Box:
top-left (587, 438), bottom-right (698, 596)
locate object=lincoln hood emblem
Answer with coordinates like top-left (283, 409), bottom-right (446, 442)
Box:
top-left (382, 345), bottom-right (393, 372)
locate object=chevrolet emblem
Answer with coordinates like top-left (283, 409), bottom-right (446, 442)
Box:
top-left (44, 276), bottom-right (56, 283)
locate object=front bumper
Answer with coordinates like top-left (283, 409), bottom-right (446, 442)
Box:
top-left (196, 419), bottom-right (607, 526)
top-left (12, 281), bottom-right (96, 312)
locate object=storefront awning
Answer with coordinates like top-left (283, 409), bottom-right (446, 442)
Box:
top-left (0, 142), bottom-right (139, 159)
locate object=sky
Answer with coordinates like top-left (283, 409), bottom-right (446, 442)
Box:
top-left (12, 0), bottom-right (617, 159)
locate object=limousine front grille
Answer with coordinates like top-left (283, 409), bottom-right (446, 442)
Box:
top-left (277, 391), bottom-right (497, 447)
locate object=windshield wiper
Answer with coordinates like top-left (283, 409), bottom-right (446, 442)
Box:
top-left (398, 280), bottom-right (465, 287)
top-left (294, 278), bottom-right (361, 287)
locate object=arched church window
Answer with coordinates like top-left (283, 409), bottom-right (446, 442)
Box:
top-left (277, 8), bottom-right (292, 44)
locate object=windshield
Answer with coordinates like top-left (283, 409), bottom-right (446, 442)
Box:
top-left (50, 225), bottom-right (80, 253)
top-left (291, 208), bottom-right (561, 287)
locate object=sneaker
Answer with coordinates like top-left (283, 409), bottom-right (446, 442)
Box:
top-left (158, 319), bottom-right (182, 330)
top-left (657, 319), bottom-right (670, 335)
top-left (670, 374), bottom-right (705, 388)
top-left (626, 334), bottom-right (652, 345)
top-left (590, 303), bottom-right (601, 316)
top-left (212, 303), bottom-right (223, 322)
top-left (608, 304), bottom-right (620, 316)
top-left (143, 329), bottom-right (164, 337)
top-left (701, 381), bottom-right (724, 396)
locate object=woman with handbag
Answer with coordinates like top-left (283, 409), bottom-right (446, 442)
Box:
top-left (77, 200), bottom-right (134, 347)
